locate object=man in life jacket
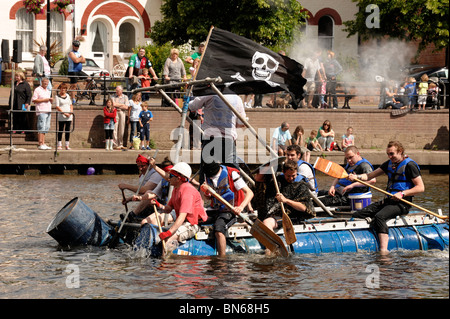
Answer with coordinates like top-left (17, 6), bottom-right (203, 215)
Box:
top-left (263, 160), bottom-right (315, 232)
top-left (323, 146), bottom-right (376, 206)
top-left (141, 162), bottom-right (207, 251)
top-left (286, 144), bottom-right (318, 193)
top-left (348, 141), bottom-right (424, 254)
top-left (201, 160), bottom-right (254, 257)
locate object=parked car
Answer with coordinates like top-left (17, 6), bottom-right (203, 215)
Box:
top-left (51, 58), bottom-right (110, 77)
top-left (409, 66), bottom-right (448, 108)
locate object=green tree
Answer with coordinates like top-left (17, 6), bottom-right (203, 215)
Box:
top-left (343, 0), bottom-right (449, 54)
top-left (150, 0), bottom-right (307, 50)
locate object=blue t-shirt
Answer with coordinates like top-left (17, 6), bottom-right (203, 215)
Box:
top-left (139, 110), bottom-right (153, 125)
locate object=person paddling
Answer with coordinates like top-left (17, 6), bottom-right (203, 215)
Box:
top-left (141, 162), bottom-right (207, 252)
top-left (348, 141), bottom-right (424, 254)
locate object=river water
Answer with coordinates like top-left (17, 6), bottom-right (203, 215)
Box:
top-left (0, 172), bottom-right (448, 301)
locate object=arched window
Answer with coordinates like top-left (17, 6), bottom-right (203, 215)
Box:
top-left (16, 8), bottom-right (34, 54)
top-left (119, 23), bottom-right (135, 53)
top-left (50, 12), bottom-right (63, 52)
top-left (91, 21), bottom-right (107, 52)
top-left (318, 16), bottom-right (334, 51)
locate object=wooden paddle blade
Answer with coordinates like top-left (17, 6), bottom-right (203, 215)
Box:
top-left (282, 212), bottom-right (297, 245)
top-left (314, 157), bottom-right (348, 179)
top-left (250, 219), bottom-right (289, 257)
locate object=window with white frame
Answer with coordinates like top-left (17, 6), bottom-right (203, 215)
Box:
top-left (318, 16), bottom-right (334, 51)
top-left (50, 12), bottom-right (64, 53)
top-left (16, 8), bottom-right (34, 54)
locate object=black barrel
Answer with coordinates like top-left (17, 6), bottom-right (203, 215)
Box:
top-left (47, 197), bottom-right (113, 247)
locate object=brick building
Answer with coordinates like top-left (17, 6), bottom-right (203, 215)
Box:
top-left (0, 0), bottom-right (446, 75)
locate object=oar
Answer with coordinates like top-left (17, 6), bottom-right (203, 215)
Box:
top-left (200, 184), bottom-right (289, 257)
top-left (109, 150), bottom-right (159, 248)
top-left (153, 204), bottom-right (167, 255)
top-left (313, 157), bottom-right (448, 220)
top-left (269, 166), bottom-right (296, 246)
top-left (121, 189), bottom-right (128, 213)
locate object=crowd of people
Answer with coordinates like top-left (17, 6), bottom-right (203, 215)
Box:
top-left (378, 74), bottom-right (441, 110)
top-left (8, 39), bottom-right (443, 152)
top-left (272, 119), bottom-right (353, 156)
top-left (118, 137), bottom-right (422, 256)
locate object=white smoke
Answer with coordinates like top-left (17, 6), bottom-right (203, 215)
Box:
top-left (287, 33), bottom-right (416, 83)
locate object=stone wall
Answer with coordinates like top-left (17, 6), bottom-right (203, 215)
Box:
top-left (49, 106), bottom-right (449, 151)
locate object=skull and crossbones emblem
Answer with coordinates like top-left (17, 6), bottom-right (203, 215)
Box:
top-left (251, 51), bottom-right (279, 81)
top-left (227, 51), bottom-right (280, 88)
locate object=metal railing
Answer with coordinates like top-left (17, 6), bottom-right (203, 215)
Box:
top-left (7, 109), bottom-right (75, 161)
top-left (47, 74), bottom-right (449, 109)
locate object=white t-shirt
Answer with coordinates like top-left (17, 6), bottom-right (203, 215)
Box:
top-left (298, 162), bottom-right (316, 192)
top-left (55, 94), bottom-right (73, 121)
top-left (129, 100), bottom-right (142, 122)
top-left (304, 58), bottom-right (321, 81)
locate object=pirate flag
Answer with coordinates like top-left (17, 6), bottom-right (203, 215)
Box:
top-left (194, 27), bottom-right (306, 109)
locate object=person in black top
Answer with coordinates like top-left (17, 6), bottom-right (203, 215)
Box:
top-left (9, 71), bottom-right (32, 133)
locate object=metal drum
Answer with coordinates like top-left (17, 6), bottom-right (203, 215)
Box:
top-left (47, 197), bottom-right (113, 247)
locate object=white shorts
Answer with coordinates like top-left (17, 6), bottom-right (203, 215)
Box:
top-left (175, 222), bottom-right (200, 243)
top-left (418, 95), bottom-right (427, 104)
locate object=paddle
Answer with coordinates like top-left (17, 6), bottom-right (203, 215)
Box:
top-left (200, 184), bottom-right (289, 257)
top-left (153, 204), bottom-right (167, 255)
top-left (269, 166), bottom-right (296, 246)
top-left (121, 189), bottom-right (128, 214)
top-left (314, 157), bottom-right (448, 220)
top-left (109, 150), bottom-right (159, 248)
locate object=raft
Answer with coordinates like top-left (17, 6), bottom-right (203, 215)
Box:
top-left (47, 198), bottom-right (449, 256)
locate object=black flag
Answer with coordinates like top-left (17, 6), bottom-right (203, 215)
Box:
top-left (194, 28), bottom-right (306, 109)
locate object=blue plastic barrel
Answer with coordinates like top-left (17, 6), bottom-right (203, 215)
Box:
top-left (134, 223), bottom-right (161, 256)
top-left (46, 197), bottom-right (113, 247)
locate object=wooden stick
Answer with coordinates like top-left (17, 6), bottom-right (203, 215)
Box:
top-left (153, 205), bottom-right (166, 254)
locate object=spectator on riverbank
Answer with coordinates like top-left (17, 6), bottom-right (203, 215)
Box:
top-left (317, 120), bottom-right (335, 151)
top-left (324, 51), bottom-right (343, 109)
top-left (291, 125), bottom-right (310, 162)
top-left (272, 122), bottom-right (292, 156)
top-left (33, 45), bottom-right (52, 94)
top-left (103, 98), bottom-right (116, 151)
top-left (341, 127), bottom-right (355, 151)
top-left (9, 71), bottom-right (32, 134)
top-left (112, 85), bottom-right (129, 150)
top-left (32, 77), bottom-right (53, 150)
top-left (139, 102), bottom-right (153, 150)
top-left (306, 129), bottom-right (322, 152)
top-left (128, 92), bottom-right (142, 149)
top-left (126, 48), bottom-right (158, 95)
top-left (185, 42), bottom-right (205, 64)
top-left (162, 48), bottom-right (187, 107)
top-left (55, 83), bottom-right (73, 150)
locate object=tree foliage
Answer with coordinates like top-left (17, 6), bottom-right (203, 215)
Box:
top-left (343, 0), bottom-right (449, 53)
top-left (150, 0), bottom-right (307, 50)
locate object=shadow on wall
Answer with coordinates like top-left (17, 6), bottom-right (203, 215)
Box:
top-left (424, 126), bottom-right (449, 150)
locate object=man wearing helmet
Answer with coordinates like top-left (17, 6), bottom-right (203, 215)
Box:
top-left (141, 162), bottom-right (208, 251)
top-left (68, 40), bottom-right (86, 105)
